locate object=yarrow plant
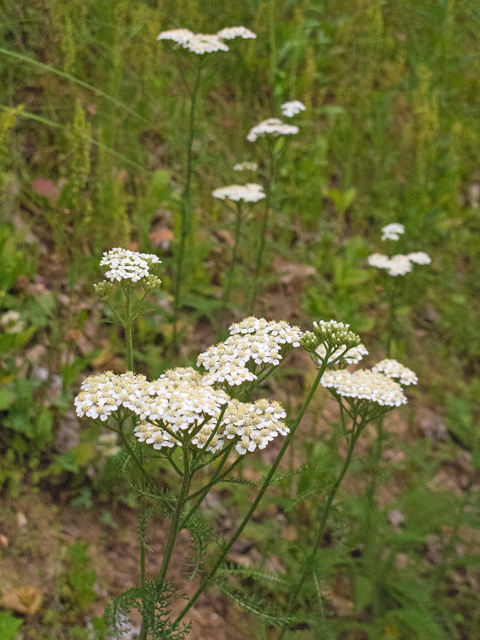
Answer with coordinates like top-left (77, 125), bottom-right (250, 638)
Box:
top-left (367, 225), bottom-right (432, 355)
top-left (278, 322), bottom-right (418, 638)
top-left (280, 100), bottom-right (306, 118)
top-left (245, 111), bottom-right (303, 312)
top-left (156, 26), bottom-right (257, 352)
top-left (74, 249), bottom-right (420, 638)
top-left (212, 184), bottom-right (265, 307)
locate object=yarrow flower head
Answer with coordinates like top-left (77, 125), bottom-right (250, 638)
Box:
top-left (372, 359), bottom-right (418, 386)
top-left (233, 161), bottom-right (258, 172)
top-left (280, 100), bottom-right (306, 118)
top-left (381, 223), bottom-right (405, 241)
top-left (368, 252), bottom-right (430, 277)
top-left (184, 34), bottom-right (229, 54)
top-left (100, 248), bottom-right (161, 284)
top-left (315, 343), bottom-right (369, 366)
top-left (1, 310), bottom-right (23, 334)
top-left (301, 320), bottom-right (361, 356)
top-left (198, 317), bottom-right (303, 386)
top-left (216, 27), bottom-right (257, 40)
top-left (247, 118), bottom-right (299, 142)
top-left (407, 251), bottom-right (431, 265)
top-left (321, 369), bottom-right (407, 408)
top-left (75, 361), bottom-right (290, 457)
top-left (157, 26), bottom-right (256, 54)
top-left (212, 183), bottom-right (265, 203)
top-left (156, 29), bottom-right (194, 45)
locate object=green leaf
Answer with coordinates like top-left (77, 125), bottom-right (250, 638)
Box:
top-left (0, 387), bottom-right (16, 410)
top-left (0, 612), bottom-right (23, 640)
top-left (35, 407), bottom-right (53, 444)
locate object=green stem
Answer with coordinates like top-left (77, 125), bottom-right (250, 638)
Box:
top-left (173, 366), bottom-right (326, 628)
top-left (222, 201), bottom-right (243, 308)
top-left (277, 411), bottom-right (365, 640)
top-left (139, 447), bottom-right (192, 640)
top-left (124, 290), bottom-right (134, 371)
top-left (172, 60), bottom-right (202, 353)
top-left (118, 420), bottom-right (156, 492)
top-left (249, 143), bottom-right (276, 313)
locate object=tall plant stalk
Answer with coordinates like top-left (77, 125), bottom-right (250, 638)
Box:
top-left (249, 141), bottom-right (276, 313)
top-left (172, 60), bottom-right (203, 353)
top-left (277, 408), bottom-right (368, 640)
top-left (222, 201), bottom-right (243, 308)
top-left (172, 363), bottom-right (328, 629)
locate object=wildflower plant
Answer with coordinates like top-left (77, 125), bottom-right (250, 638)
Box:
top-left (74, 250), bottom-right (413, 638)
top-left (212, 183), bottom-right (265, 307)
top-left (245, 108), bottom-right (302, 311)
top-left (277, 322), bottom-right (418, 638)
top-left (367, 224), bottom-right (432, 355)
top-left (157, 27), bottom-right (256, 351)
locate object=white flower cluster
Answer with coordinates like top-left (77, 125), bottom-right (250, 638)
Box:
top-left (74, 371), bottom-right (149, 421)
top-left (222, 399), bottom-right (288, 454)
top-left (372, 359), bottom-right (418, 386)
top-left (407, 252), bottom-right (431, 265)
top-left (280, 100), bottom-right (306, 117)
top-left (233, 161), bottom-right (258, 172)
top-left (74, 360), bottom-right (290, 456)
top-left (247, 118), bottom-right (299, 142)
top-left (212, 183), bottom-right (265, 203)
top-left (315, 343), bottom-right (369, 366)
top-left (367, 252), bottom-right (431, 276)
top-left (100, 248), bottom-right (161, 283)
top-left (157, 26), bottom-right (256, 54)
top-left (216, 27), bottom-right (257, 40)
top-left (381, 223), bottom-right (405, 241)
top-left (1, 310), bottom-right (23, 334)
top-left (198, 317), bottom-right (303, 385)
top-left (321, 369), bottom-right (408, 407)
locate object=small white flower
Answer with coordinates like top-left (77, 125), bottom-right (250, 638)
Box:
top-left (381, 223), bottom-right (405, 241)
top-left (372, 359), bottom-right (418, 386)
top-left (321, 369), bottom-right (407, 407)
top-left (247, 118), bottom-right (299, 142)
top-left (386, 254), bottom-right (413, 276)
top-left (1, 310), bottom-right (23, 334)
top-left (216, 26), bottom-right (257, 40)
top-left (212, 183), bottom-right (265, 203)
top-left (157, 29), bottom-right (194, 45)
top-left (367, 253), bottom-right (391, 269)
top-left (184, 34), bottom-right (229, 54)
top-left (100, 247), bottom-right (161, 283)
top-left (233, 161), bottom-right (258, 172)
top-left (280, 100), bottom-right (306, 117)
top-left (407, 251), bottom-right (431, 265)
top-left (316, 343), bottom-right (369, 366)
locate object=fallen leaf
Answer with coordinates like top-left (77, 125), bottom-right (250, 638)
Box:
top-left (1, 586), bottom-right (43, 615)
top-left (215, 229), bottom-right (234, 246)
top-left (17, 512), bottom-right (27, 527)
top-left (273, 258), bottom-right (316, 284)
top-left (0, 534), bottom-right (8, 547)
top-left (32, 178), bottom-right (60, 203)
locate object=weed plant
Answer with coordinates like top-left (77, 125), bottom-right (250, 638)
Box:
top-left (0, 1), bottom-right (479, 638)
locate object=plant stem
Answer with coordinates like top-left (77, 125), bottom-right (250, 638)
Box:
top-left (173, 366), bottom-right (326, 628)
top-left (118, 421), bottom-right (156, 492)
top-left (222, 201), bottom-right (243, 308)
top-left (249, 142), bottom-right (275, 313)
top-left (139, 447), bottom-right (192, 640)
top-left (124, 289), bottom-right (134, 371)
top-left (172, 60), bottom-right (202, 353)
top-left (277, 412), bottom-right (365, 640)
